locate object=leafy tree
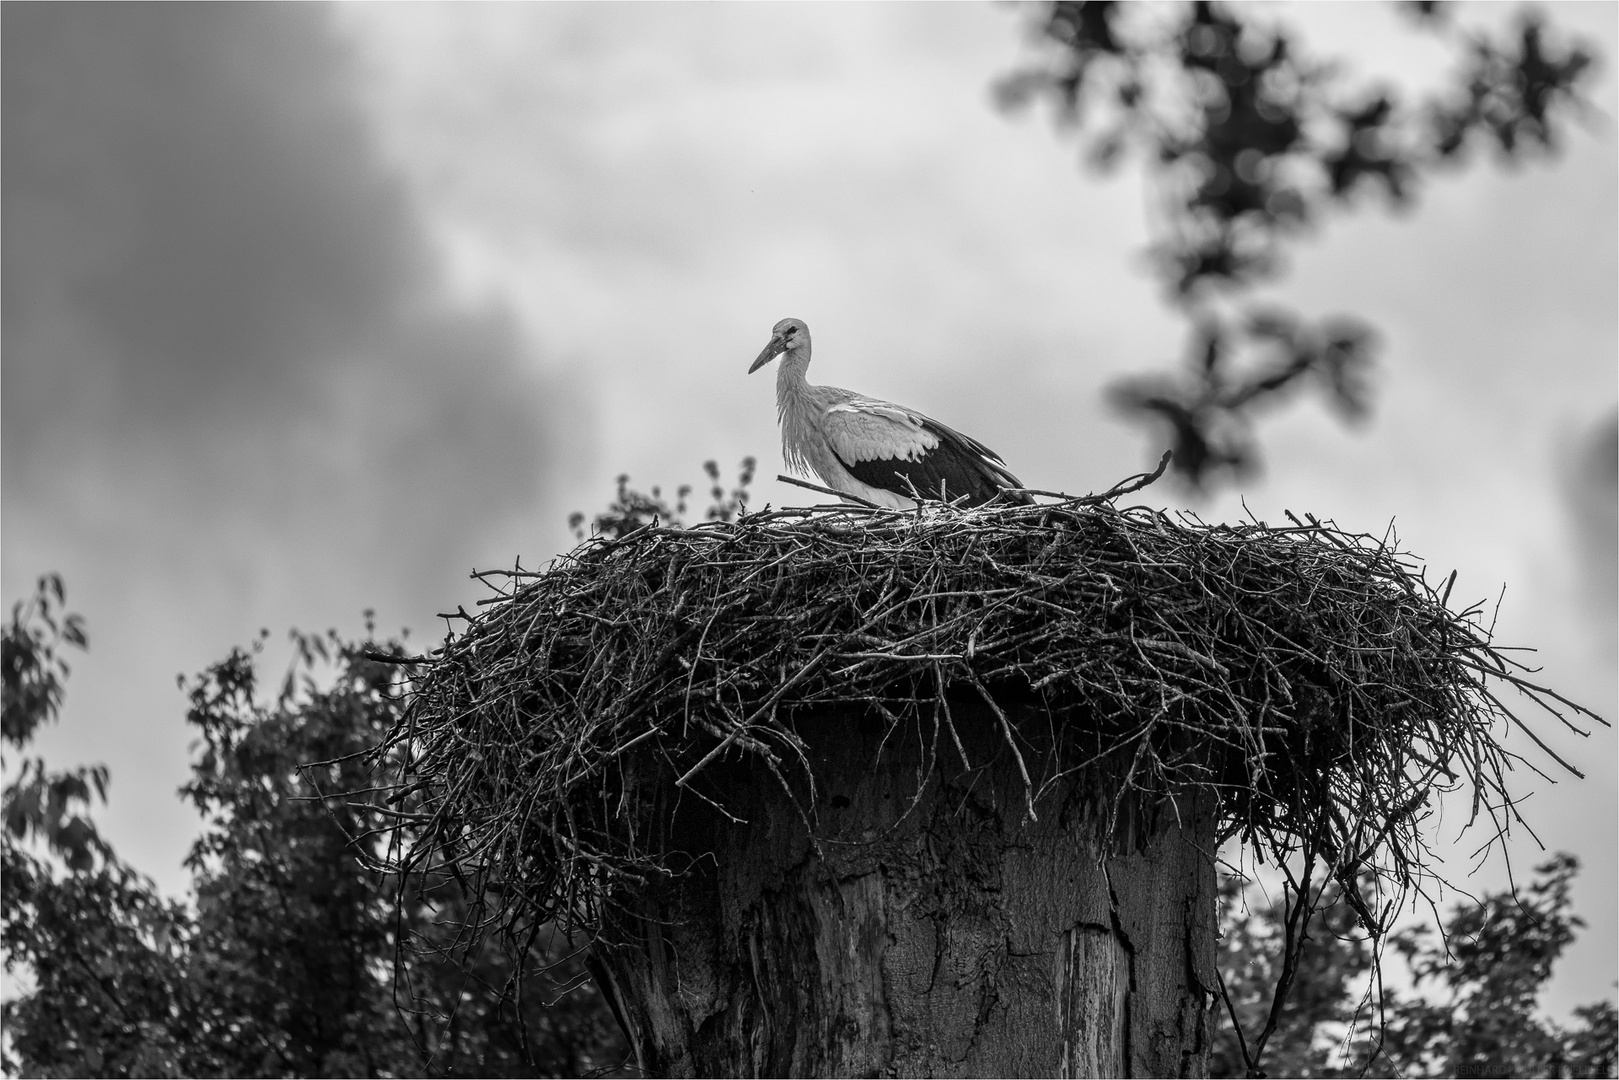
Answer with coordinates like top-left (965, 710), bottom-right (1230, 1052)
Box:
top-left (2, 578), bottom-right (628, 1077)
top-left (1000, 0), bottom-right (1599, 487)
top-left (2, 574), bottom-right (106, 873)
top-left (2, 852), bottom-right (195, 1077)
top-left (1211, 856), bottom-right (1618, 1078)
top-left (1212, 875), bottom-right (1380, 1078)
top-left (569, 456), bottom-right (756, 541)
top-left (2, 575), bottom-right (194, 1076)
top-left (171, 627), bottom-right (624, 1077)
top-left (1369, 854), bottom-right (1617, 1079)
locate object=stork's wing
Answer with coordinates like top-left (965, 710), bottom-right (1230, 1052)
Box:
top-left (821, 396), bottom-right (1030, 507)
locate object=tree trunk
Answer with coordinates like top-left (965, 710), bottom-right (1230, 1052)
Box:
top-left (590, 696), bottom-right (1218, 1077)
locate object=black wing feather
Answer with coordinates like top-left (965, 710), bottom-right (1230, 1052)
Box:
top-left (836, 417), bottom-right (1031, 507)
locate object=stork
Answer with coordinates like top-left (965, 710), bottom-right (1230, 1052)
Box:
top-left (748, 317), bottom-right (1032, 509)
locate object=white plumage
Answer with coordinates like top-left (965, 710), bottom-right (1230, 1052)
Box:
top-left (748, 317), bottom-right (1031, 509)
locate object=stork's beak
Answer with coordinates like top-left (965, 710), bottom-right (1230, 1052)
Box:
top-left (748, 334), bottom-right (786, 374)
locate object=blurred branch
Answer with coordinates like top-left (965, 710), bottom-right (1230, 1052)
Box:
top-left (1000, 0), bottom-right (1599, 488)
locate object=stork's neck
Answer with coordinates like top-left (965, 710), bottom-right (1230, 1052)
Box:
top-left (774, 347), bottom-right (812, 420)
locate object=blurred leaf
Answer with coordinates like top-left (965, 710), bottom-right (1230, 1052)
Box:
top-left (1108, 309), bottom-right (1378, 486)
top-left (3, 574), bottom-right (88, 748)
top-left (1003, 0), bottom-right (1598, 489)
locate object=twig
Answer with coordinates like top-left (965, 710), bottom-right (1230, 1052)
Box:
top-left (776, 474), bottom-right (883, 508)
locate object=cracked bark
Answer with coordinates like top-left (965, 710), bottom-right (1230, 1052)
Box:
top-left (590, 698), bottom-right (1217, 1077)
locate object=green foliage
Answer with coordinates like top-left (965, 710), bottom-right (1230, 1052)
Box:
top-left (1371, 854), bottom-right (1615, 1079)
top-left (169, 630), bottom-right (427, 1076)
top-left (1, 574), bottom-right (108, 873)
top-left (1212, 875), bottom-right (1381, 1078)
top-left (2, 574), bottom-right (86, 748)
top-left (1001, 1), bottom-right (1599, 488)
top-left (2, 575), bottom-right (190, 1076)
top-left (2, 847), bottom-right (194, 1078)
top-left (2, 587), bottom-right (629, 1077)
top-left (1211, 856), bottom-right (1618, 1078)
top-left (1567, 1004), bottom-right (1619, 1080)
top-left (569, 456), bottom-right (755, 540)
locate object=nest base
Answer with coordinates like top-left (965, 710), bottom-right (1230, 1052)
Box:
top-left (588, 698), bottom-right (1218, 1078)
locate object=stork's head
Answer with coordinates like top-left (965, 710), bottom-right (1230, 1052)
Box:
top-left (748, 317), bottom-right (809, 373)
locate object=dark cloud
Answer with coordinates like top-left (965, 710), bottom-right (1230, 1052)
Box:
top-left (2, 2), bottom-right (575, 626)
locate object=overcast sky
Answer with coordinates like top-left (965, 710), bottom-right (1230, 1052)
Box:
top-left (4, 2), bottom-right (1614, 1017)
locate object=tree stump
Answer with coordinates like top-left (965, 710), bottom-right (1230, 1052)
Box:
top-left (589, 696), bottom-right (1218, 1078)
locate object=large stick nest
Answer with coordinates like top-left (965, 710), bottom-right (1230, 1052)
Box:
top-left (373, 479), bottom-right (1601, 949)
